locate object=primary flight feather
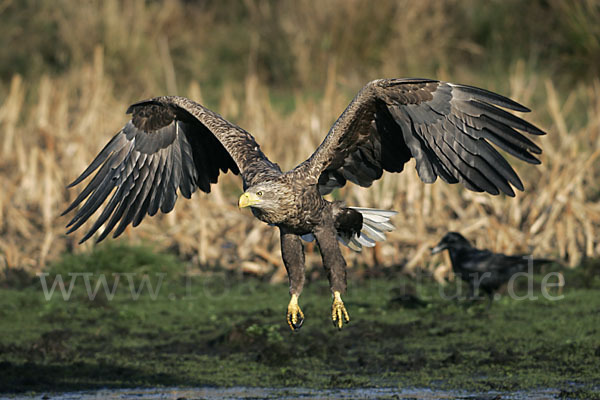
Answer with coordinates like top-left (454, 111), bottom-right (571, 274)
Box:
top-left (63, 78), bottom-right (545, 330)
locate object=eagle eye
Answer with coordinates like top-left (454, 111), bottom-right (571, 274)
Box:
top-left (256, 191), bottom-right (263, 197)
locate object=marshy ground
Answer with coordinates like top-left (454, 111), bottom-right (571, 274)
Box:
top-left (1, 244), bottom-right (598, 398)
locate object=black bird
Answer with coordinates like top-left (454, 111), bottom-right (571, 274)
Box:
top-left (431, 232), bottom-right (551, 306)
top-left (63, 79), bottom-right (545, 330)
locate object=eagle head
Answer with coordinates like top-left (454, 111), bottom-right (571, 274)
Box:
top-left (238, 181), bottom-right (292, 224)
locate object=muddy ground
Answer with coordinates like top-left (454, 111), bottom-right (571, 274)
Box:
top-left (0, 243), bottom-right (599, 398)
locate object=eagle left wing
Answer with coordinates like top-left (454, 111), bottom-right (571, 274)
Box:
top-left (298, 78), bottom-right (545, 196)
top-left (63, 96), bottom-right (280, 243)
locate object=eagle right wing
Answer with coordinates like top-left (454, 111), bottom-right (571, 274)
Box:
top-left (298, 79), bottom-right (544, 196)
top-left (63, 96), bottom-right (280, 243)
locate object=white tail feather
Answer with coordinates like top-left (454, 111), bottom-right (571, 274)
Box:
top-left (300, 207), bottom-right (397, 252)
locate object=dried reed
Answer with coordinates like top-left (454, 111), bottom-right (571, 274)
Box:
top-left (0, 47), bottom-right (598, 281)
top-left (1, 0), bottom-right (599, 280)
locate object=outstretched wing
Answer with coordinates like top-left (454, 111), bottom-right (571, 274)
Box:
top-left (63, 96), bottom-right (280, 243)
top-left (299, 78), bottom-right (544, 196)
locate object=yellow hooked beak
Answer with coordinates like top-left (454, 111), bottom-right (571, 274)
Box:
top-left (238, 192), bottom-right (261, 208)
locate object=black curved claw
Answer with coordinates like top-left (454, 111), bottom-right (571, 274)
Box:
top-left (288, 313), bottom-right (304, 331)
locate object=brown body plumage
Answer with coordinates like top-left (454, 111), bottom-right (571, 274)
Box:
top-left (63, 78), bottom-right (545, 330)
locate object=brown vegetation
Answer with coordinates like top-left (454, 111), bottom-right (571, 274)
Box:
top-left (0, 0), bottom-right (598, 276)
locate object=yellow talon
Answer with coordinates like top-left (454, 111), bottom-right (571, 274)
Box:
top-left (287, 294), bottom-right (304, 331)
top-left (332, 291), bottom-right (350, 330)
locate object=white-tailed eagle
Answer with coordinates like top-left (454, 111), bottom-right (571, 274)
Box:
top-left (64, 78), bottom-right (544, 330)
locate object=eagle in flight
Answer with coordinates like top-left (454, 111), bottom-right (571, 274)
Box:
top-left (63, 78), bottom-right (544, 330)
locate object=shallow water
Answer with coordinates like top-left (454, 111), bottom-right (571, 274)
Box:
top-left (1, 386), bottom-right (563, 400)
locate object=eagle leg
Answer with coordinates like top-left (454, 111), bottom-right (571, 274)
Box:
top-left (313, 220), bottom-right (350, 329)
top-left (332, 291), bottom-right (350, 330)
top-left (280, 229), bottom-right (306, 331)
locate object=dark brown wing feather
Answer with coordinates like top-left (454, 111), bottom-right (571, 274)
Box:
top-left (299, 78), bottom-right (544, 196)
top-left (63, 96), bottom-right (280, 243)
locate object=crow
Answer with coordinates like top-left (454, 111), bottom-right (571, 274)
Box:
top-left (431, 232), bottom-right (553, 307)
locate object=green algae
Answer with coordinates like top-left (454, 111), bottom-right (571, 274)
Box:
top-left (0, 245), bottom-right (598, 397)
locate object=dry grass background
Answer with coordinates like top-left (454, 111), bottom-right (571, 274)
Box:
top-left (0, 0), bottom-right (599, 279)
